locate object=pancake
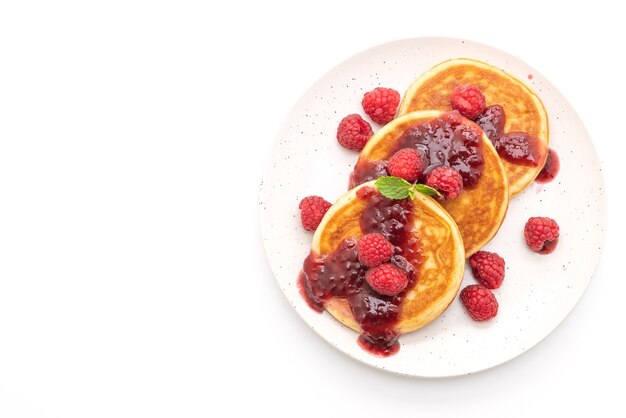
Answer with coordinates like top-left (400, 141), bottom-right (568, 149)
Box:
top-left (308, 180), bottom-right (465, 339)
top-left (397, 58), bottom-right (549, 196)
top-left (350, 110), bottom-right (508, 257)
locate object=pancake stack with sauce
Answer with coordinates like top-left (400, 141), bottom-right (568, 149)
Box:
top-left (300, 58), bottom-right (549, 352)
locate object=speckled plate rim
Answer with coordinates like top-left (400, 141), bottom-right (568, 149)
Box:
top-left (259, 37), bottom-right (607, 378)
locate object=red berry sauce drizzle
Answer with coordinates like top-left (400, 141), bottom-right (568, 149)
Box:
top-left (475, 105), bottom-right (549, 168)
top-left (535, 148), bottom-right (560, 183)
top-left (538, 236), bottom-right (559, 254)
top-left (298, 187), bottom-right (421, 356)
top-left (349, 111), bottom-right (484, 189)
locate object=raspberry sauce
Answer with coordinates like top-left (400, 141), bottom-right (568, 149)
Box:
top-left (348, 161), bottom-right (387, 190)
top-left (493, 132), bottom-right (543, 166)
top-left (475, 105), bottom-right (505, 142)
top-left (349, 111), bottom-right (484, 189)
top-left (476, 105), bottom-right (544, 166)
top-left (535, 148), bottom-right (560, 183)
top-left (537, 237), bottom-right (559, 254)
top-left (299, 189), bottom-right (421, 357)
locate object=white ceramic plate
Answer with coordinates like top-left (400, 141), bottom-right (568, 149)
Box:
top-left (259, 37), bottom-right (606, 377)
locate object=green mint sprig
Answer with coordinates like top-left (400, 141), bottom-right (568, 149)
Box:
top-left (375, 176), bottom-right (441, 200)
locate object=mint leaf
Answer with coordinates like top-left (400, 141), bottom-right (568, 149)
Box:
top-left (414, 184), bottom-right (442, 198)
top-left (375, 176), bottom-right (413, 199)
top-left (375, 176), bottom-right (442, 200)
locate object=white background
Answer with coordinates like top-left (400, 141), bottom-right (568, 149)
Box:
top-left (0, 1), bottom-right (623, 417)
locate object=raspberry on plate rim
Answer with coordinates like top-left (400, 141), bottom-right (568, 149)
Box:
top-left (524, 216), bottom-right (560, 254)
top-left (460, 284), bottom-right (499, 321)
top-left (336, 114), bottom-right (374, 151)
top-left (299, 196), bottom-right (332, 231)
top-left (362, 87), bottom-right (401, 125)
top-left (469, 251), bottom-right (505, 289)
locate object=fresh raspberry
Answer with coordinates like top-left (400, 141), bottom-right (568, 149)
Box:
top-left (460, 284), bottom-right (499, 321)
top-left (451, 85), bottom-right (486, 120)
top-left (387, 148), bottom-right (423, 182)
top-left (365, 263), bottom-right (409, 296)
top-left (357, 233), bottom-right (394, 267)
top-left (524, 217), bottom-right (560, 254)
top-left (425, 166), bottom-right (463, 199)
top-left (469, 251), bottom-right (505, 289)
top-left (336, 114), bottom-right (373, 151)
top-left (362, 87), bottom-right (401, 125)
top-left (299, 196), bottom-right (332, 231)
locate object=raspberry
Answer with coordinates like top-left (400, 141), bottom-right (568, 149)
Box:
top-left (425, 166), bottom-right (463, 200)
top-left (460, 284), bottom-right (498, 321)
top-left (469, 251), bottom-right (505, 289)
top-left (451, 85), bottom-right (486, 120)
top-left (365, 263), bottom-right (409, 296)
top-left (387, 149), bottom-right (423, 182)
top-left (524, 217), bottom-right (560, 254)
top-left (362, 87), bottom-right (401, 125)
top-left (299, 196), bottom-right (332, 231)
top-left (357, 233), bottom-right (394, 267)
top-left (336, 114), bottom-right (373, 151)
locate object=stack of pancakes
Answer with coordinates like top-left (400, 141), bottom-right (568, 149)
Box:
top-left (310, 58), bottom-right (549, 337)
